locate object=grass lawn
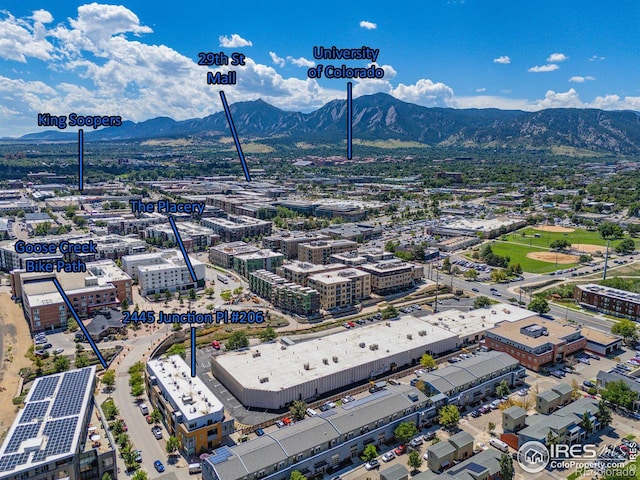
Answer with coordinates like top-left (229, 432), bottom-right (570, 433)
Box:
top-left (488, 240), bottom-right (579, 273)
top-left (505, 227), bottom-right (639, 250)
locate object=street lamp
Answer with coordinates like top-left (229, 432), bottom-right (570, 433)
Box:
top-left (602, 238), bottom-right (611, 280)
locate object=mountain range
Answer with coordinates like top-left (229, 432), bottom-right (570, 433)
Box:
top-left (11, 93), bottom-right (640, 154)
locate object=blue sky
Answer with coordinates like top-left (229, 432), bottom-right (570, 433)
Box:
top-left (1, 0), bottom-right (638, 136)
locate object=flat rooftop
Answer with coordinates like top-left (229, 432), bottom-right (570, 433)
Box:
top-left (581, 326), bottom-right (622, 347)
top-left (213, 317), bottom-right (457, 391)
top-left (423, 303), bottom-right (535, 336)
top-left (281, 262), bottom-right (345, 274)
top-left (147, 355), bottom-right (224, 422)
top-left (577, 283), bottom-right (640, 305)
top-left (488, 317), bottom-right (583, 348)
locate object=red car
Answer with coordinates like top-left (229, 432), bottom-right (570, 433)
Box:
top-left (282, 417), bottom-right (292, 425)
top-left (347, 322), bottom-right (356, 328)
top-left (212, 340), bottom-right (221, 350)
top-left (145, 415), bottom-right (153, 424)
top-left (394, 444), bottom-right (406, 456)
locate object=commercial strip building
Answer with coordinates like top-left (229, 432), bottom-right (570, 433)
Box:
top-left (0, 234), bottom-right (147, 272)
top-left (574, 284), bottom-right (640, 320)
top-left (262, 232), bottom-right (330, 258)
top-left (146, 355), bottom-right (234, 456)
top-left (415, 351), bottom-right (525, 407)
top-left (249, 270), bottom-right (320, 317)
top-left (122, 249), bottom-right (205, 296)
top-left (233, 250), bottom-right (285, 278)
top-left (203, 384), bottom-right (439, 480)
top-left (200, 215), bottom-right (272, 242)
top-left (307, 268), bottom-right (371, 310)
top-left (0, 367), bottom-right (118, 480)
top-left (358, 259), bottom-right (424, 295)
top-left (11, 260), bottom-right (132, 332)
top-left (581, 326), bottom-right (623, 357)
top-left (297, 240), bottom-right (359, 265)
top-left (484, 317), bottom-right (587, 371)
top-left (209, 241), bottom-right (259, 269)
top-left (428, 216), bottom-right (526, 239)
top-left (211, 317), bottom-right (460, 410)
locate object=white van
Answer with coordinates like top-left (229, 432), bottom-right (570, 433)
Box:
top-left (189, 463), bottom-right (202, 474)
top-left (306, 408), bottom-right (318, 417)
top-left (489, 438), bottom-right (509, 452)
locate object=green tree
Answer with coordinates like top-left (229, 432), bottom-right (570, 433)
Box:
top-left (233, 286), bottom-right (244, 295)
top-left (204, 288), bottom-right (214, 298)
top-left (438, 405), bottom-right (460, 430)
top-left (598, 222), bottom-right (624, 240)
top-left (361, 444), bottom-right (378, 462)
top-left (463, 268), bottom-right (478, 281)
top-left (54, 355), bottom-right (70, 372)
top-left (220, 290), bottom-right (232, 302)
top-left (611, 319), bottom-right (639, 345)
top-left (166, 436), bottom-right (180, 455)
top-left (442, 256), bottom-right (451, 273)
top-left (600, 380), bottom-right (636, 409)
top-left (75, 353), bottom-right (89, 368)
top-left (102, 473), bottom-right (113, 480)
top-left (111, 419), bottom-right (125, 436)
top-left (488, 422), bottom-right (496, 435)
top-left (381, 305), bottom-right (398, 319)
top-left (120, 298), bottom-right (129, 310)
top-left (473, 296), bottom-right (492, 308)
top-left (550, 239), bottom-right (571, 250)
top-left (581, 411), bottom-right (593, 435)
top-left (394, 422), bottom-right (418, 444)
top-left (579, 254), bottom-right (592, 263)
top-left (151, 409), bottom-right (163, 425)
top-left (289, 401), bottom-right (307, 421)
top-left (101, 398), bottom-right (119, 420)
top-left (528, 297), bottom-right (550, 315)
top-left (154, 293), bottom-right (161, 302)
top-left (615, 238), bottom-right (636, 255)
top-left (225, 331), bottom-right (249, 350)
top-left (66, 317), bottom-right (79, 332)
top-left (259, 326), bottom-right (277, 342)
top-left (131, 382), bottom-right (145, 399)
top-left (495, 380), bottom-right (511, 398)
top-left (131, 470), bottom-right (148, 480)
top-left (596, 400), bottom-right (612, 429)
top-left (289, 471), bottom-right (306, 480)
top-left (384, 240), bottom-right (398, 253)
top-left (167, 343), bottom-right (187, 358)
top-left (490, 269), bottom-right (507, 283)
top-left (420, 354), bottom-right (437, 370)
top-left (408, 450), bottom-right (422, 472)
top-left (499, 453), bottom-right (515, 480)
top-left (189, 288), bottom-right (196, 300)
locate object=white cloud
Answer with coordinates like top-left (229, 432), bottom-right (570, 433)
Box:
top-left (0, 12), bottom-right (56, 62)
top-left (32, 9), bottom-right (53, 24)
top-left (589, 55), bottom-right (605, 62)
top-left (218, 33), bottom-right (252, 48)
top-left (269, 51), bottom-right (285, 67)
top-left (547, 52), bottom-right (568, 63)
top-left (359, 20), bottom-right (377, 30)
top-left (493, 56), bottom-right (511, 64)
top-left (287, 56), bottom-right (315, 68)
top-left (569, 76), bottom-right (595, 83)
top-left (528, 64), bottom-right (560, 73)
top-left (454, 95), bottom-right (532, 110)
top-left (534, 88), bottom-right (583, 108)
top-left (390, 79), bottom-right (455, 107)
top-left (476, 88), bottom-right (486, 92)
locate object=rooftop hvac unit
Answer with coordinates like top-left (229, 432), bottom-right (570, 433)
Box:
top-left (259, 377), bottom-right (269, 383)
top-left (323, 358), bottom-right (329, 365)
top-left (369, 344), bottom-right (379, 351)
top-left (359, 342), bottom-right (366, 348)
top-left (418, 330), bottom-right (426, 336)
top-left (332, 356), bottom-right (338, 363)
top-left (407, 334), bottom-right (413, 340)
top-left (304, 362), bottom-right (310, 370)
top-left (182, 395), bottom-right (193, 404)
top-left (253, 351), bottom-right (261, 358)
top-left (281, 345), bottom-right (287, 350)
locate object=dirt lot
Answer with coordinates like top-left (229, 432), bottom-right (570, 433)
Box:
top-left (572, 243), bottom-right (605, 254)
top-left (527, 251), bottom-right (579, 264)
top-left (535, 226), bottom-right (576, 233)
top-left (0, 293), bottom-right (32, 435)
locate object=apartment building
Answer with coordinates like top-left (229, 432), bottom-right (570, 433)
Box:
top-left (297, 239), bottom-right (358, 265)
top-left (574, 284), bottom-right (640, 320)
top-left (307, 268), bottom-right (371, 310)
top-left (359, 259), bottom-right (423, 295)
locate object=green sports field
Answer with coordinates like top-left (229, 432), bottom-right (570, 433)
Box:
top-left (487, 241), bottom-right (579, 274)
top-left (505, 226), bottom-right (634, 249)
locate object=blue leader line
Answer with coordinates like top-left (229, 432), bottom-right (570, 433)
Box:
top-left (78, 129), bottom-right (84, 191)
top-left (190, 327), bottom-right (196, 377)
top-left (52, 277), bottom-right (107, 368)
top-left (347, 82), bottom-right (353, 160)
top-left (168, 216), bottom-right (197, 282)
top-left (219, 91), bottom-right (251, 182)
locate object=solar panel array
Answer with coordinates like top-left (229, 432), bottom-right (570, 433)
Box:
top-left (31, 418), bottom-right (78, 462)
top-left (208, 445), bottom-right (234, 465)
top-left (50, 369), bottom-right (91, 418)
top-left (4, 424), bottom-right (41, 453)
top-left (19, 401), bottom-right (50, 424)
top-left (30, 376), bottom-right (60, 401)
top-left (0, 452), bottom-right (30, 472)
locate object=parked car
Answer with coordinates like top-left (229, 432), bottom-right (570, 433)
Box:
top-left (151, 426), bottom-right (162, 439)
top-left (255, 428), bottom-right (265, 436)
top-left (423, 431), bottom-right (436, 441)
top-left (211, 340), bottom-right (221, 349)
top-left (134, 450), bottom-right (142, 463)
top-left (276, 420), bottom-right (285, 428)
top-left (583, 380), bottom-right (596, 388)
top-left (154, 460), bottom-right (165, 473)
top-left (364, 459), bottom-right (380, 470)
top-left (382, 451), bottom-right (395, 462)
top-left (54, 348), bottom-right (64, 355)
top-left (394, 444), bottom-right (407, 455)
top-left (410, 437), bottom-right (423, 448)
